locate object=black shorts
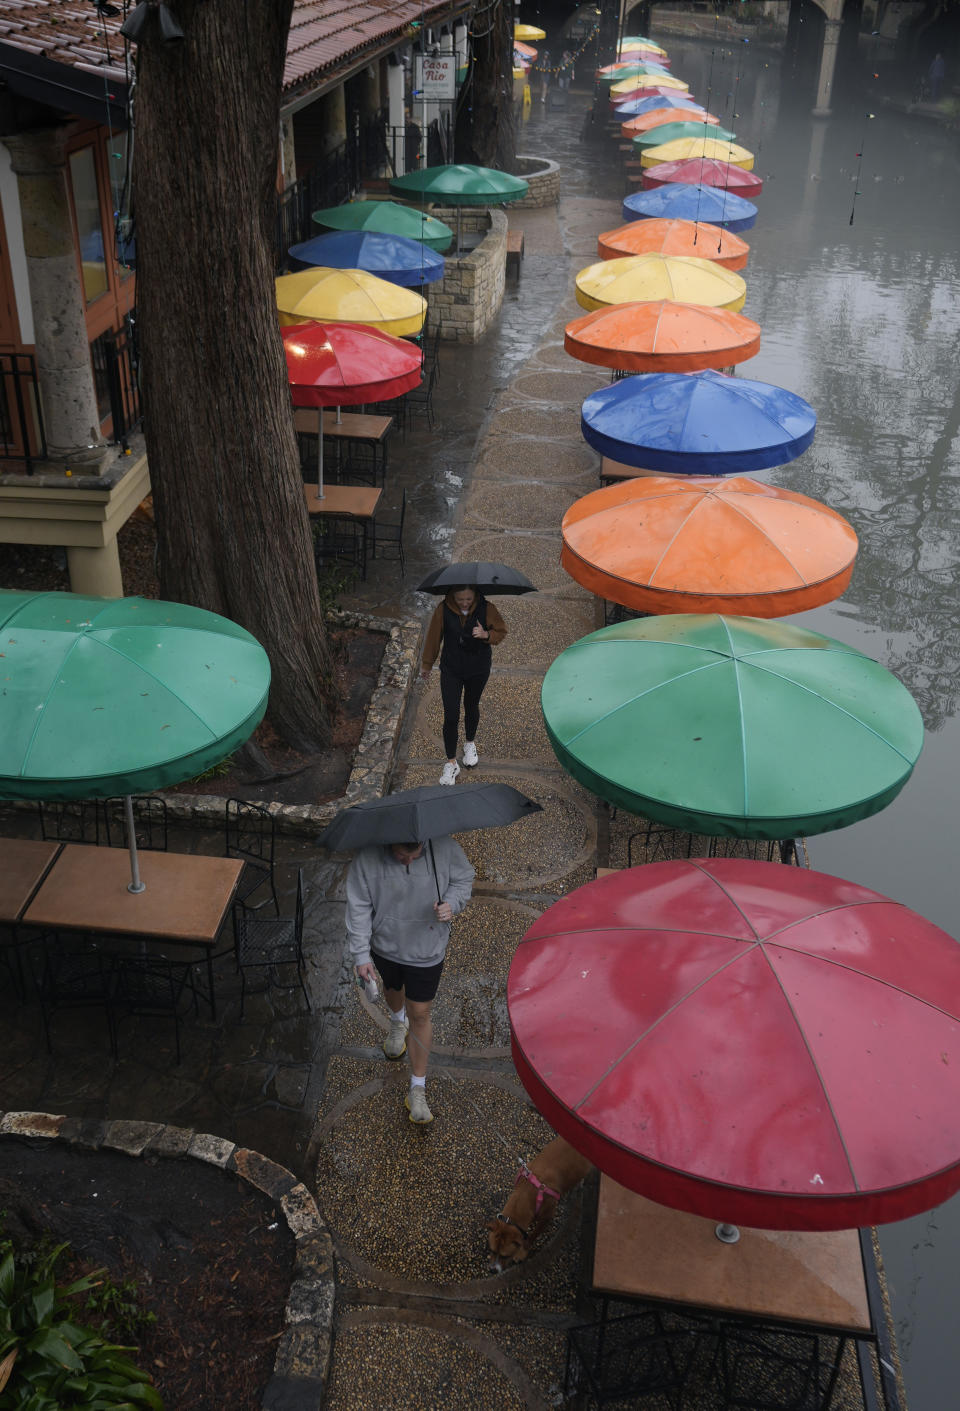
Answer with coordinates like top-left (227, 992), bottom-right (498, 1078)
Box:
top-left (371, 951), bottom-right (444, 1002)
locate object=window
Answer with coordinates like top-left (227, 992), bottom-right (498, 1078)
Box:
top-left (69, 147), bottom-right (108, 302)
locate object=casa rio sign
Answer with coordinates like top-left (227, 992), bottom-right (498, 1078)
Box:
top-left (415, 54), bottom-right (456, 99)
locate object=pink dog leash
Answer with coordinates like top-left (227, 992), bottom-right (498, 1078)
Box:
top-left (516, 1160), bottom-right (561, 1217)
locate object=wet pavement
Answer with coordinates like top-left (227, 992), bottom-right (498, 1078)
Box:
top-left (0, 46), bottom-right (930, 1408)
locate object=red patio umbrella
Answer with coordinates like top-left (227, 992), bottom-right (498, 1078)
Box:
top-left (508, 859), bottom-right (960, 1231)
top-left (560, 476), bottom-right (857, 615)
top-left (642, 158), bottom-right (764, 196)
top-left (282, 320), bottom-right (422, 496)
top-left (564, 300), bottom-right (761, 374)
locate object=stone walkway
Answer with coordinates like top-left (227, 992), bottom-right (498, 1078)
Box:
top-left (310, 122), bottom-right (876, 1411)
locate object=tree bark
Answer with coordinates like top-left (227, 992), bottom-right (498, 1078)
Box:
top-left (455, 0), bottom-right (516, 170)
top-left (134, 0), bottom-right (333, 751)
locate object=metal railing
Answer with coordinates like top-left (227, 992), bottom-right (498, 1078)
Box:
top-left (275, 110), bottom-right (397, 267)
top-left (91, 315), bottom-right (142, 450)
top-left (0, 352), bottom-right (45, 473)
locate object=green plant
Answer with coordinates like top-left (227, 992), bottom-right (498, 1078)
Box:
top-left (83, 1278), bottom-right (156, 1343)
top-left (0, 1237), bottom-right (162, 1410)
top-left (314, 559), bottom-right (359, 614)
top-left (188, 753), bottom-right (236, 785)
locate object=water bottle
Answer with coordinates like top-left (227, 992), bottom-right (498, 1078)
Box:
top-left (356, 970), bottom-right (379, 1002)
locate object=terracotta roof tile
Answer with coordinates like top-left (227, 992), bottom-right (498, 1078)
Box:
top-left (0, 0), bottom-right (466, 103)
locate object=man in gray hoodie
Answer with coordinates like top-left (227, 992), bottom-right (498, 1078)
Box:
top-left (348, 836), bottom-right (475, 1124)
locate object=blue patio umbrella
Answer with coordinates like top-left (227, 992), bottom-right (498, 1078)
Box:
top-left (622, 182), bottom-right (757, 232)
top-left (581, 369), bottom-right (817, 476)
top-left (614, 93), bottom-right (707, 118)
top-left (287, 230), bottom-right (445, 287)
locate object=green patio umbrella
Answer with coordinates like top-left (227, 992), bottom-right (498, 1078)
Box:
top-left (633, 121), bottom-right (736, 151)
top-left (311, 199), bottom-right (454, 254)
top-left (0, 590), bottom-right (271, 891)
top-left (541, 615), bottom-right (923, 840)
top-left (389, 164), bottom-right (528, 250)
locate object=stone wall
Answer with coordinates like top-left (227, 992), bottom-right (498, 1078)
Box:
top-left (426, 208), bottom-right (507, 343)
top-left (509, 156), bottom-right (561, 208)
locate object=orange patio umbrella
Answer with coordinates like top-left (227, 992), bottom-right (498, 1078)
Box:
top-left (598, 218), bottom-right (749, 271)
top-left (564, 300), bottom-right (761, 373)
top-left (621, 108), bottom-right (720, 138)
top-left (560, 477), bottom-right (858, 617)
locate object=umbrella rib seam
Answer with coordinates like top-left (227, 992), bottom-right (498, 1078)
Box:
top-left (734, 657), bottom-right (919, 765)
top-left (573, 946), bottom-right (755, 1114)
top-left (717, 619), bottom-right (750, 814)
top-left (561, 657), bottom-right (727, 746)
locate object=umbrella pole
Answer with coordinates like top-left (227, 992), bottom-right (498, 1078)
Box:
top-left (715, 1223), bottom-right (740, 1244)
top-left (317, 409), bottom-right (324, 499)
top-left (124, 794), bottom-right (145, 894)
top-left (428, 839), bottom-right (443, 905)
top-left (336, 403), bottom-right (342, 425)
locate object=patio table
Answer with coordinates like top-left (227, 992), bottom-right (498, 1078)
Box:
top-left (23, 846), bottom-right (244, 1017)
top-left (295, 408), bottom-right (394, 486)
top-left (0, 838), bottom-right (62, 924)
top-left (302, 483), bottom-right (382, 579)
top-left (583, 1175), bottom-right (896, 1408)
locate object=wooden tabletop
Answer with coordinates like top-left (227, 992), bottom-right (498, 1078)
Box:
top-left (23, 845), bottom-right (244, 945)
top-left (303, 484), bottom-right (382, 520)
top-left (593, 1176), bottom-right (872, 1335)
top-left (294, 409), bottom-right (393, 442)
top-left (0, 838), bottom-right (62, 924)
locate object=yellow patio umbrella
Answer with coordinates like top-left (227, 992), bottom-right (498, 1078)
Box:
top-left (514, 22), bottom-right (546, 40)
top-left (275, 267), bottom-right (426, 337)
top-left (620, 36), bottom-right (667, 56)
top-left (611, 73), bottom-right (688, 96)
top-left (575, 254), bottom-right (747, 314)
top-left (642, 137), bottom-right (756, 171)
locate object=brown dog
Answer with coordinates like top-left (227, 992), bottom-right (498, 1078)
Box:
top-left (487, 1136), bottom-right (593, 1270)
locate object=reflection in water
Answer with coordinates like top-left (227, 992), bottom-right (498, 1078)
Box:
top-left (522, 32), bottom-right (960, 1411)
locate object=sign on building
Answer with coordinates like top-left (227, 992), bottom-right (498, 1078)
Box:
top-left (415, 54), bottom-right (456, 99)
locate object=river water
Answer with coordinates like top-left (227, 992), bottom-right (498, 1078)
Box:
top-left (522, 31), bottom-right (960, 1411)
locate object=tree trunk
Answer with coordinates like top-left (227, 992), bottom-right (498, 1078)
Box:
top-left (455, 0), bottom-right (516, 170)
top-left (134, 0), bottom-right (333, 751)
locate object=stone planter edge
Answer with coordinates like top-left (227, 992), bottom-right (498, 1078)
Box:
top-left (510, 155), bottom-right (561, 208)
top-left (0, 1112), bottom-right (334, 1410)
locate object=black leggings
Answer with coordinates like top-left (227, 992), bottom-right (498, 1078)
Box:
top-left (440, 667), bottom-right (489, 759)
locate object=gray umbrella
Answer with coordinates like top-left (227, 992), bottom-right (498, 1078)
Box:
top-left (318, 783), bottom-right (543, 903)
top-left (318, 782), bottom-right (542, 852)
top-left (416, 563), bottom-right (536, 595)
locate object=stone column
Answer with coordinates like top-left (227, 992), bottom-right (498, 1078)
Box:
top-left (280, 115), bottom-right (297, 190)
top-left (2, 129), bottom-right (109, 472)
top-left (319, 86), bottom-right (347, 158)
top-left (66, 541), bottom-right (123, 596)
top-left (813, 18), bottom-right (842, 116)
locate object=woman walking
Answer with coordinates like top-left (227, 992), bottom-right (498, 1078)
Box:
top-left (421, 585), bottom-right (507, 784)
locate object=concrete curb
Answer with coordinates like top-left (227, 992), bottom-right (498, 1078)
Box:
top-left (0, 1111), bottom-right (334, 1411)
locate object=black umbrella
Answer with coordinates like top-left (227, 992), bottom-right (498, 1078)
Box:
top-left (416, 563), bottom-right (537, 595)
top-left (318, 782), bottom-right (543, 902)
top-left (318, 782), bottom-right (542, 851)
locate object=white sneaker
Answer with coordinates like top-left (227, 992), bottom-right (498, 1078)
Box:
top-left (462, 741), bottom-right (479, 768)
top-left (439, 761), bottom-right (460, 786)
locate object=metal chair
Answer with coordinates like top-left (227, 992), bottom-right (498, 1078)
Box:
top-left (717, 1324), bottom-right (845, 1411)
top-left (565, 1308), bottom-right (698, 1409)
top-left (225, 798), bottom-right (279, 916)
top-left (371, 488), bottom-right (406, 574)
top-left (313, 518), bottom-right (363, 576)
top-left (232, 868), bottom-right (310, 1019)
top-left (37, 942), bottom-right (119, 1058)
top-left (113, 952), bottom-right (196, 1066)
top-left (37, 800), bottom-right (101, 844)
top-left (402, 357), bottom-right (438, 430)
top-left (102, 796), bottom-right (168, 852)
